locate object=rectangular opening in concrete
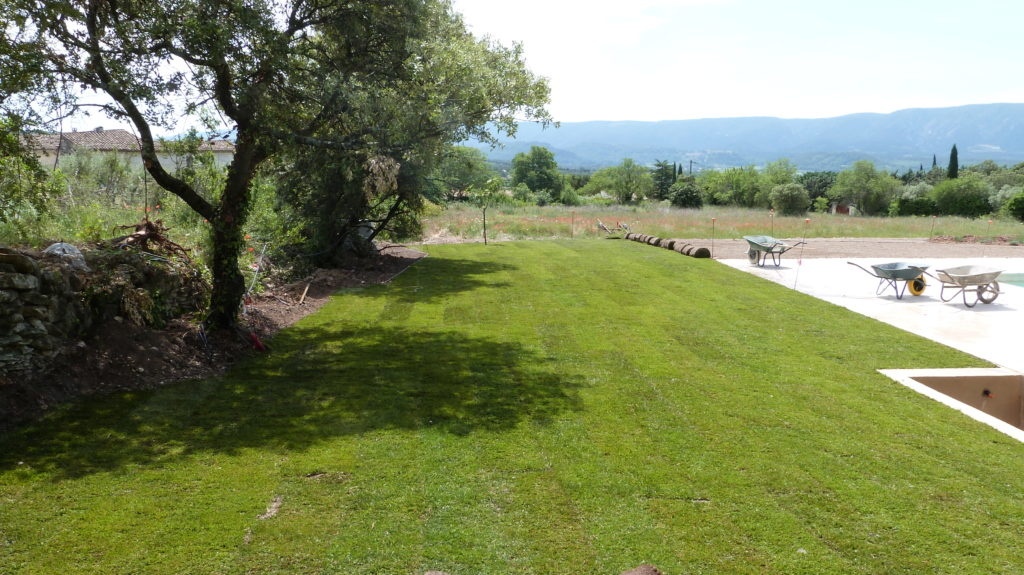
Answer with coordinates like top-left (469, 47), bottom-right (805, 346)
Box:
top-left (912, 374), bottom-right (1023, 428)
top-left (880, 368), bottom-right (1024, 443)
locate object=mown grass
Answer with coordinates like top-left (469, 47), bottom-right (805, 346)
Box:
top-left (2, 240), bottom-right (1023, 574)
top-left (424, 204), bottom-right (1024, 244)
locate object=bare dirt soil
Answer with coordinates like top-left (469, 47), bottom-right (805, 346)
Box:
top-left (705, 235), bottom-right (1024, 260)
top-left (4, 236), bottom-right (1022, 431)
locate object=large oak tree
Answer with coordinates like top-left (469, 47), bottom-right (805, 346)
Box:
top-left (1, 0), bottom-right (550, 329)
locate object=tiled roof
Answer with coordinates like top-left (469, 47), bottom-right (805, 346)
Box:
top-left (39, 128), bottom-right (234, 154)
top-left (194, 139), bottom-right (234, 152)
top-left (22, 133), bottom-right (67, 153)
top-left (63, 128), bottom-right (141, 151)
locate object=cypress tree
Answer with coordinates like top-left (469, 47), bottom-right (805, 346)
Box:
top-left (932, 154), bottom-right (937, 168)
top-left (947, 144), bottom-right (959, 179)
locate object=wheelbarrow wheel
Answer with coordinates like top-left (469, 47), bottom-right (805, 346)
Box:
top-left (747, 248), bottom-right (758, 264)
top-left (979, 281), bottom-right (999, 304)
top-left (908, 276), bottom-right (927, 296)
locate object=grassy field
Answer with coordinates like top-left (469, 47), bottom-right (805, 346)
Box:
top-left (423, 204), bottom-right (1024, 244)
top-left (2, 240), bottom-right (1023, 574)
top-left (5, 202), bottom-right (1022, 252)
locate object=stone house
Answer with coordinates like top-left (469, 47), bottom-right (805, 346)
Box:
top-left (25, 127), bottom-right (235, 170)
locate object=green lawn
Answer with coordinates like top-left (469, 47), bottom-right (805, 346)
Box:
top-left (2, 240), bottom-right (1022, 574)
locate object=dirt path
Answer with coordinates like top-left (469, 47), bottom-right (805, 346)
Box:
top-left (702, 237), bottom-right (1024, 259)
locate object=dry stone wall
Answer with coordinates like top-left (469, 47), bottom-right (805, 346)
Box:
top-left (0, 247), bottom-right (87, 374)
top-left (0, 246), bottom-right (206, 376)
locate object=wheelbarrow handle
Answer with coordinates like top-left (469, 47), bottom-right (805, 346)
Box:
top-left (846, 261), bottom-right (879, 278)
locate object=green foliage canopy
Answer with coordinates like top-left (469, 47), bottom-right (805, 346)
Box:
top-left (796, 171), bottom-right (837, 202)
top-left (276, 5), bottom-right (551, 264)
top-left (930, 172), bottom-right (993, 217)
top-left (609, 158), bottom-right (653, 204)
top-left (769, 183), bottom-right (810, 215)
top-left (1004, 191), bottom-right (1024, 222)
top-left (826, 160), bottom-right (900, 215)
top-left (761, 159), bottom-right (798, 187)
top-left (0, 117), bottom-right (57, 223)
top-left (576, 167), bottom-right (616, 199)
top-left (889, 181), bottom-right (936, 216)
top-left (511, 146), bottom-right (562, 195)
top-left (667, 176), bottom-right (702, 208)
top-left (650, 159), bottom-right (676, 201)
top-left (426, 146), bottom-right (498, 203)
top-left (947, 144), bottom-right (959, 179)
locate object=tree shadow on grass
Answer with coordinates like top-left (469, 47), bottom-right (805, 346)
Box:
top-left (370, 255), bottom-right (517, 303)
top-left (0, 325), bottom-right (584, 479)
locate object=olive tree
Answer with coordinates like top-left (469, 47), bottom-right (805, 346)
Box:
top-left (769, 183), bottom-right (810, 215)
top-left (827, 160), bottom-right (900, 215)
top-left (705, 166), bottom-right (763, 207)
top-left (2, 0), bottom-right (549, 329)
top-left (278, 4), bottom-right (550, 264)
top-left (668, 175), bottom-right (702, 208)
top-left (511, 146), bottom-right (562, 197)
top-left (609, 159), bottom-right (653, 204)
top-left (426, 146), bottom-right (498, 204)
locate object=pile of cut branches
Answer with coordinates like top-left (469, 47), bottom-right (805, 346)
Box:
top-left (110, 219), bottom-right (192, 261)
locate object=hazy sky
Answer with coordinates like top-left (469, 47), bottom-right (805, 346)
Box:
top-left (68, 0), bottom-right (1024, 134)
top-left (450, 0), bottom-right (1024, 122)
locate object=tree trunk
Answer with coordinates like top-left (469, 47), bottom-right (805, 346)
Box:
top-left (482, 205), bottom-right (488, 245)
top-left (204, 132), bottom-right (259, 330)
top-left (205, 217), bottom-right (247, 330)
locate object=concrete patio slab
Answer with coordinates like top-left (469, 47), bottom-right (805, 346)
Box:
top-left (719, 257), bottom-right (1024, 373)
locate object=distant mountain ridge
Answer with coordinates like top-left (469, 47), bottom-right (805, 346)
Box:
top-left (466, 103), bottom-right (1024, 172)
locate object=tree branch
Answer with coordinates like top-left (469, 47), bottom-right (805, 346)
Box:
top-left (267, 129), bottom-right (370, 151)
top-left (81, 0), bottom-right (215, 220)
